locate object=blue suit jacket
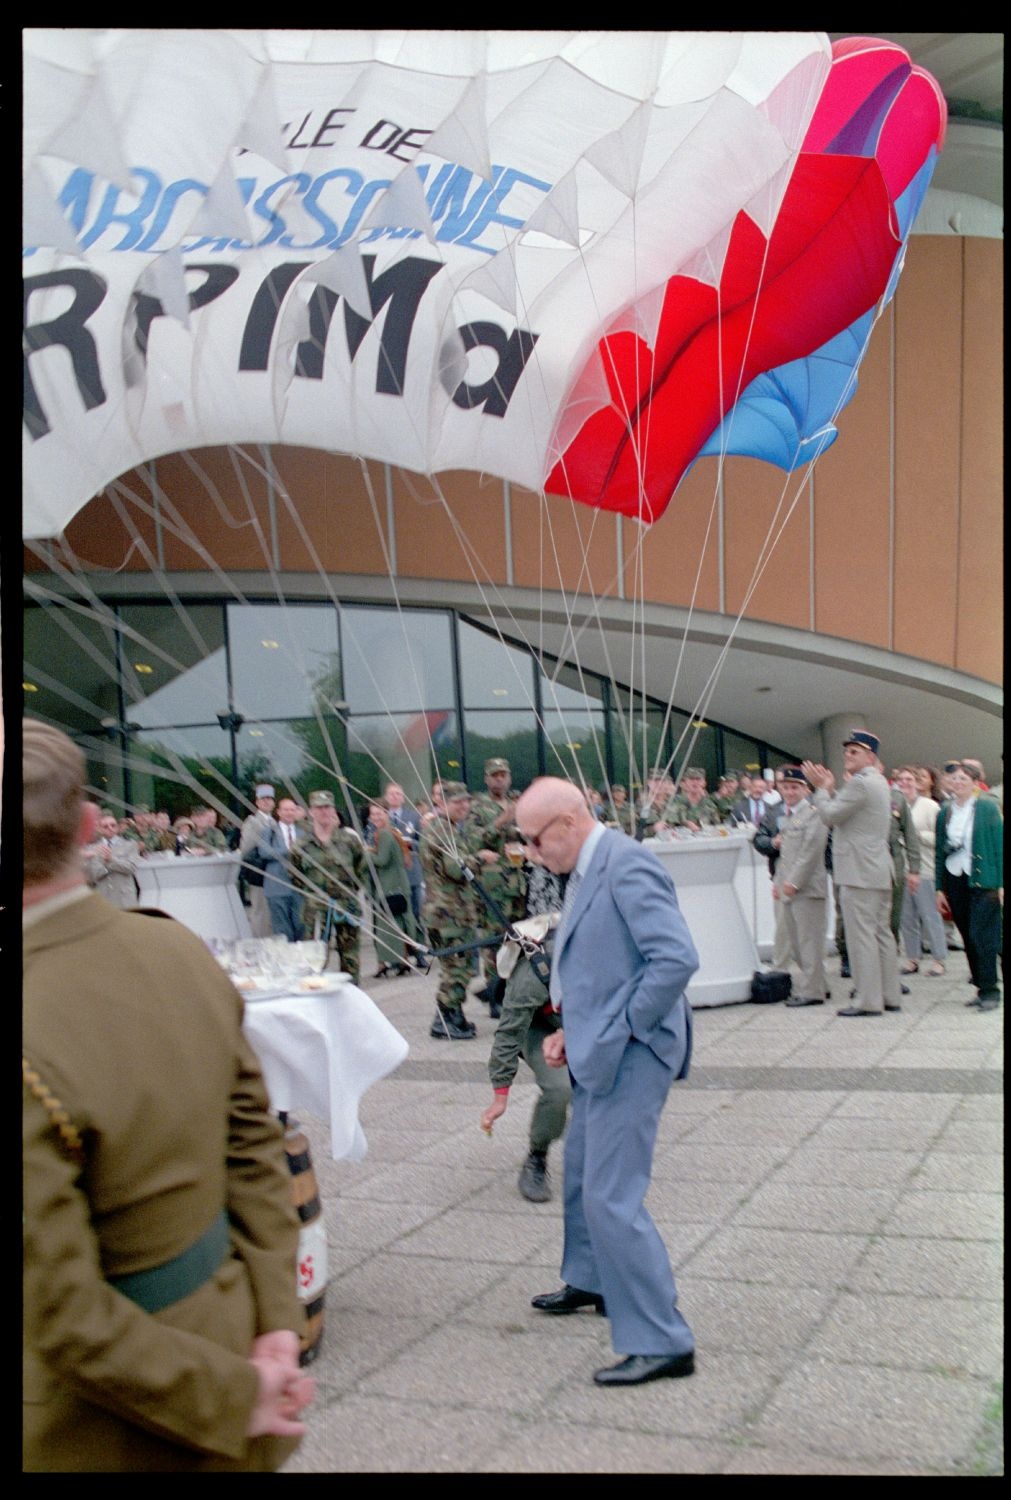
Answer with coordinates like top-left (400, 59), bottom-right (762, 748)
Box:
top-left (554, 830), bottom-right (698, 1095)
top-left (256, 823), bottom-right (301, 896)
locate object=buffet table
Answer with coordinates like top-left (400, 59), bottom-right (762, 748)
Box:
top-left (241, 979), bottom-right (408, 1161)
top-left (133, 852), bottom-right (250, 941)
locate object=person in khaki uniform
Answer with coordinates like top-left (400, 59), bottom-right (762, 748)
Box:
top-left (83, 809), bottom-right (141, 908)
top-left (239, 784), bottom-right (278, 937)
top-left (803, 730), bottom-right (901, 1017)
top-left (22, 721), bottom-right (313, 1472)
top-left (775, 767), bottom-right (830, 1007)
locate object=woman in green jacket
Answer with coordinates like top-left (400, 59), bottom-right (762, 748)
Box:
top-left (367, 802), bottom-right (418, 977)
top-left (935, 764), bottom-right (1003, 1011)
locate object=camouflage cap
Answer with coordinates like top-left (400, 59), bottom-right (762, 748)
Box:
top-left (134, 803), bottom-right (151, 814)
top-left (441, 780), bottom-right (470, 800)
top-left (484, 757), bottom-right (510, 773)
top-left (308, 789), bottom-right (336, 808)
top-left (683, 766), bottom-right (706, 779)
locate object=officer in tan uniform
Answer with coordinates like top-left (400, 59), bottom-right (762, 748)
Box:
top-left (774, 767), bottom-right (830, 1008)
top-left (240, 784), bottom-right (278, 937)
top-left (22, 720), bottom-right (313, 1472)
top-left (803, 730), bottom-right (902, 1017)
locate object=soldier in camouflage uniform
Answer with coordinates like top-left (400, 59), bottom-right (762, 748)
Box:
top-left (188, 805), bottom-right (229, 853)
top-left (713, 771), bottom-right (742, 822)
top-left (466, 758), bottom-right (527, 1016)
top-left (290, 790), bottom-right (367, 984)
top-left (662, 768), bottom-right (722, 831)
top-left (420, 782), bottom-right (500, 1040)
top-left (121, 806), bottom-right (173, 854)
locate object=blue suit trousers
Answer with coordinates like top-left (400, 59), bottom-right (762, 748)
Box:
top-left (560, 1038), bottom-right (694, 1357)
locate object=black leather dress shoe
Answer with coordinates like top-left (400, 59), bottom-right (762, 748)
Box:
top-left (836, 1005), bottom-right (881, 1017)
top-left (785, 995), bottom-right (824, 1007)
top-left (593, 1352), bottom-right (695, 1386)
top-left (884, 1003), bottom-right (902, 1012)
top-left (531, 1285), bottom-right (605, 1315)
top-left (839, 961), bottom-right (851, 978)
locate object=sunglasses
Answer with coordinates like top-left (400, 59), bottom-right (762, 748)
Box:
top-left (521, 811), bottom-right (569, 850)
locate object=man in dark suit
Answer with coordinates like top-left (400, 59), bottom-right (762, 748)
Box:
top-left (257, 796), bottom-right (305, 942)
top-left (515, 777), bottom-right (698, 1387)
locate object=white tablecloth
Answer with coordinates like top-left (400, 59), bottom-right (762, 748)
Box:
top-left (242, 983), bottom-right (408, 1162)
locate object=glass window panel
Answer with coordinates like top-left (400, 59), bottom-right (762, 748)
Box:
top-left (345, 711), bottom-right (459, 806)
top-left (542, 710), bottom-right (609, 789)
top-left (340, 606), bottom-right (453, 714)
top-left (609, 706), bottom-right (674, 798)
top-left (459, 619), bottom-right (535, 710)
top-left (228, 602), bottom-right (341, 721)
top-left (24, 600), bottom-right (121, 735)
top-left (131, 725), bottom-right (235, 823)
top-left (233, 715), bottom-right (348, 802)
top-left (722, 730), bottom-right (763, 779)
top-left (540, 660), bottom-right (606, 711)
top-left (673, 719), bottom-right (719, 790)
top-left (118, 604), bottom-right (227, 727)
top-left (463, 709), bottom-right (540, 791)
top-left (80, 737), bottom-right (126, 815)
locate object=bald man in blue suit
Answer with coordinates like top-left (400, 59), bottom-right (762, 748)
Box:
top-left (514, 778), bottom-right (698, 1387)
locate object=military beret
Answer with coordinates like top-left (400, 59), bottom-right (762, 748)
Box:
top-left (441, 781), bottom-right (470, 800)
top-left (842, 730), bottom-right (880, 754)
top-left (484, 758), bottom-right (510, 773)
top-left (308, 789), bottom-right (335, 808)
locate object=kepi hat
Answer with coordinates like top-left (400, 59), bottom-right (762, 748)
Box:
top-left (780, 765), bottom-right (808, 784)
top-left (842, 730), bottom-right (880, 754)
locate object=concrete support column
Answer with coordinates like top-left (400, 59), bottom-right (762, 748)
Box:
top-left (820, 713), bottom-right (868, 784)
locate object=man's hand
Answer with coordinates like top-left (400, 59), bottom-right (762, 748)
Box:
top-left (247, 1330), bottom-right (314, 1438)
top-left (543, 1030), bottom-right (567, 1069)
top-left (906, 872), bottom-right (920, 893)
top-left (772, 834), bottom-right (782, 850)
top-left (801, 760), bottom-right (834, 792)
top-left (480, 1096), bottom-right (508, 1134)
top-left (782, 881), bottom-right (798, 898)
top-left (936, 890), bottom-right (952, 919)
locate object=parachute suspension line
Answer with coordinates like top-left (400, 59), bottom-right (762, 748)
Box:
top-left (350, 458), bottom-right (473, 867)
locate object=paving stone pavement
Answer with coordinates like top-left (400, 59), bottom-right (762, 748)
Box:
top-left (278, 943), bottom-right (1003, 1475)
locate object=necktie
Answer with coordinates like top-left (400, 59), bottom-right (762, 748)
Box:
top-left (549, 869), bottom-right (582, 1010)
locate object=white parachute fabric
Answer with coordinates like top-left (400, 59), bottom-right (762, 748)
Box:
top-left (23, 29), bottom-right (831, 538)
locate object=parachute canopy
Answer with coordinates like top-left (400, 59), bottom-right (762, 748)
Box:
top-left (23, 30), bottom-right (945, 539)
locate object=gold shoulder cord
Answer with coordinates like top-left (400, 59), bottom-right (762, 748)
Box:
top-left (22, 1058), bottom-right (85, 1164)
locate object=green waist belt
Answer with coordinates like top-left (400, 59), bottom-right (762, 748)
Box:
top-left (107, 1210), bottom-right (230, 1314)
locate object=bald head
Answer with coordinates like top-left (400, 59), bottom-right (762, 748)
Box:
top-left (515, 777), bottom-right (596, 874)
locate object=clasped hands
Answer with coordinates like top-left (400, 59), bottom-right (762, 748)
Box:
top-left (247, 1329), bottom-right (315, 1438)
